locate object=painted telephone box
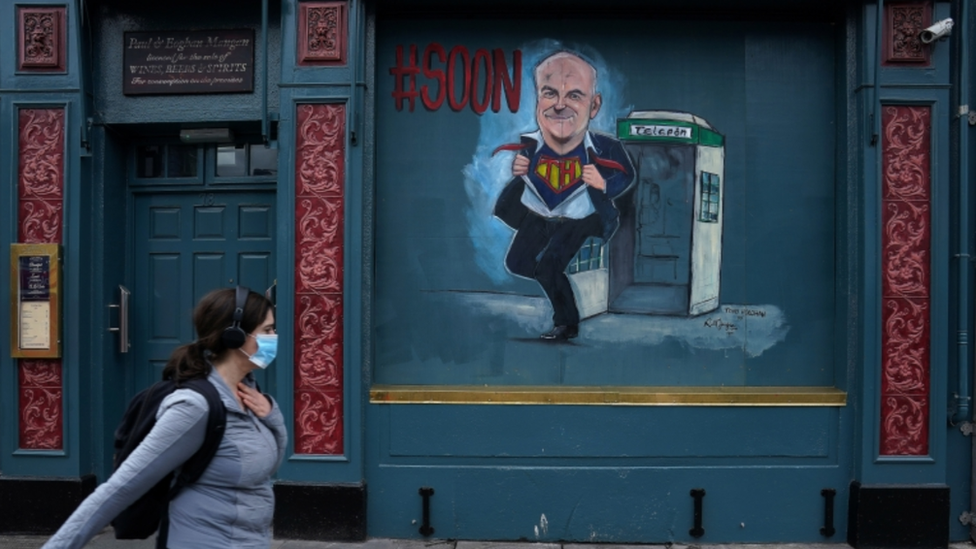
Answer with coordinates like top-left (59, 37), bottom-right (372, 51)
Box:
top-left (609, 110), bottom-right (725, 316)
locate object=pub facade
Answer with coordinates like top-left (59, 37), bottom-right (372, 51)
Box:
top-left (1, 0), bottom-right (974, 546)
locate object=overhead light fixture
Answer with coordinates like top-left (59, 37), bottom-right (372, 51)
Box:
top-left (180, 128), bottom-right (234, 143)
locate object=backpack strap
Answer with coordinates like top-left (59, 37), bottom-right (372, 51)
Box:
top-left (171, 377), bottom-right (226, 494)
top-left (157, 377), bottom-right (226, 548)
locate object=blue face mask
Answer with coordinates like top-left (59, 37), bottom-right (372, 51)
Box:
top-left (240, 334), bottom-right (277, 369)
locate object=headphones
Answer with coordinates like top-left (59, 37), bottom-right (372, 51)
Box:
top-left (221, 285), bottom-right (250, 349)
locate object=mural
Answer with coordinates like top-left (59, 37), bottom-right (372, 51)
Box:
top-left (376, 21), bottom-right (837, 387)
top-left (470, 76), bottom-right (785, 348)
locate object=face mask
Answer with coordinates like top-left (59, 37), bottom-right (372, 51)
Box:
top-left (240, 334), bottom-right (277, 369)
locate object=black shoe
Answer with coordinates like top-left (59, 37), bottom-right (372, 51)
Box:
top-left (540, 325), bottom-right (579, 340)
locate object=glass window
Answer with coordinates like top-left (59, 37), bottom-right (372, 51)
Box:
top-left (136, 145), bottom-right (164, 178)
top-left (568, 237), bottom-right (605, 274)
top-left (698, 172), bottom-right (720, 223)
top-left (167, 145), bottom-right (198, 178)
top-left (250, 144), bottom-right (278, 176)
top-left (135, 141), bottom-right (276, 183)
top-left (216, 144), bottom-right (247, 177)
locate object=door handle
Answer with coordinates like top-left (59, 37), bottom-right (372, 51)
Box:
top-left (108, 285), bottom-right (131, 353)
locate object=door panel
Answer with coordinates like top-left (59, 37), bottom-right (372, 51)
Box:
top-left (132, 191), bottom-right (276, 392)
top-left (634, 145), bottom-right (694, 286)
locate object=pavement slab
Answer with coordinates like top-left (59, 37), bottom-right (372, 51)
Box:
top-left (4, 535), bottom-right (974, 549)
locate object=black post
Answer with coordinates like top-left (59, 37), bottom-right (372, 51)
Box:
top-left (690, 488), bottom-right (705, 538)
top-left (821, 488), bottom-right (836, 537)
top-left (419, 487), bottom-right (435, 537)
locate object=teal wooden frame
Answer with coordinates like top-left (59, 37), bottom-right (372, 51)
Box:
top-left (272, 0), bottom-right (367, 485)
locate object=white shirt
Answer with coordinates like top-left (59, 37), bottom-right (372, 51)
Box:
top-left (519, 131), bottom-right (597, 219)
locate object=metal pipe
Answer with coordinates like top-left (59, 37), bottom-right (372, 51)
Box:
top-left (349, 0), bottom-right (365, 146)
top-left (261, 0), bottom-right (269, 143)
top-left (873, 0), bottom-right (883, 147)
top-left (952, 0), bottom-right (971, 425)
top-left (349, 0), bottom-right (358, 145)
top-left (75, 0), bottom-right (90, 152)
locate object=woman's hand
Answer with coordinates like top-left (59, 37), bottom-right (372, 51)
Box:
top-left (238, 382), bottom-right (271, 418)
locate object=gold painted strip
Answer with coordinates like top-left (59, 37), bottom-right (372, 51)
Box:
top-left (370, 385), bottom-right (847, 406)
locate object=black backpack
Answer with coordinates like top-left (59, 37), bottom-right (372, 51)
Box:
top-left (111, 377), bottom-right (226, 544)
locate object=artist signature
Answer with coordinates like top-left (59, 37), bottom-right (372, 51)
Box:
top-left (703, 317), bottom-right (737, 334)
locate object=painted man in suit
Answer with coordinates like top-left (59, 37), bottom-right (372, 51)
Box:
top-left (494, 51), bottom-right (635, 340)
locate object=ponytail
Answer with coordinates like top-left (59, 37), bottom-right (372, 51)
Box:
top-left (161, 340), bottom-right (211, 381)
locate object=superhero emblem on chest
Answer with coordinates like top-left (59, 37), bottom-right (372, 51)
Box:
top-left (534, 155), bottom-right (583, 193)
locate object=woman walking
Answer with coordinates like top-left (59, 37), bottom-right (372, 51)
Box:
top-left (44, 286), bottom-right (287, 549)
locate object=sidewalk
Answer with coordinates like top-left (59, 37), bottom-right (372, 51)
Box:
top-left (0, 534), bottom-right (972, 549)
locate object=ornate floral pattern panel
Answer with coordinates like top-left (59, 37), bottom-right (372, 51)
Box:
top-left (884, 3), bottom-right (930, 65)
top-left (880, 105), bottom-right (930, 456)
top-left (17, 6), bottom-right (67, 72)
top-left (294, 103), bottom-right (346, 454)
top-left (19, 360), bottom-right (63, 449)
top-left (18, 108), bottom-right (65, 450)
top-left (298, 1), bottom-right (347, 65)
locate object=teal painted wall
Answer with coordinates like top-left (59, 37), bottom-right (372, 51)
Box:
top-left (363, 4), bottom-right (859, 543)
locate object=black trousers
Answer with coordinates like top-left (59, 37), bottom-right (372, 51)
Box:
top-left (505, 212), bottom-right (602, 326)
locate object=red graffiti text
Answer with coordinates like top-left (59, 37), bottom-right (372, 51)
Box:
top-left (390, 44), bottom-right (521, 114)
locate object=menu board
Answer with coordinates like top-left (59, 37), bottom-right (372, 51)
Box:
top-left (19, 256), bottom-right (51, 349)
top-left (10, 244), bottom-right (60, 358)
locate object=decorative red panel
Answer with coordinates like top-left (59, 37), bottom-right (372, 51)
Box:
top-left (881, 395), bottom-right (929, 455)
top-left (18, 7), bottom-right (67, 72)
top-left (298, 2), bottom-right (347, 66)
top-left (18, 108), bottom-right (65, 450)
top-left (880, 105), bottom-right (930, 456)
top-left (294, 103), bottom-right (346, 454)
top-left (881, 298), bottom-right (929, 396)
top-left (19, 361), bottom-right (63, 450)
top-left (883, 3), bottom-right (930, 66)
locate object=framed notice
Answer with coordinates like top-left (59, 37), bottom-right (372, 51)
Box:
top-left (123, 29), bottom-right (255, 95)
top-left (10, 243), bottom-right (61, 358)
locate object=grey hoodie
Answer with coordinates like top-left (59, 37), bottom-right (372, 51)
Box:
top-left (43, 368), bottom-right (287, 549)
